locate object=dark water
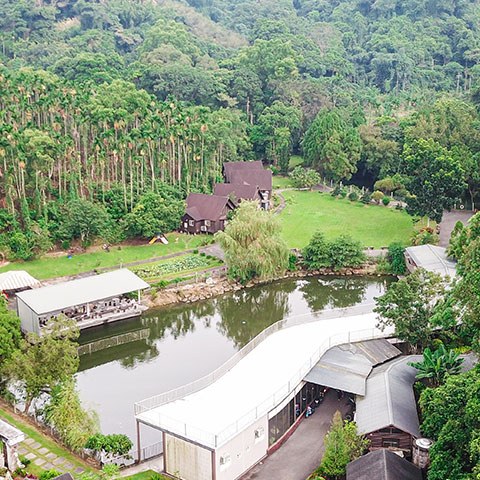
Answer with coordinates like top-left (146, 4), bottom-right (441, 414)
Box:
top-left (75, 275), bottom-right (393, 446)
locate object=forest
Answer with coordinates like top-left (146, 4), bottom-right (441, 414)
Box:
top-left (1, 0), bottom-right (480, 261)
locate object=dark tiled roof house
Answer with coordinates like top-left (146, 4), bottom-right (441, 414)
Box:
top-left (182, 193), bottom-right (235, 234)
top-left (213, 183), bottom-right (259, 204)
top-left (347, 449), bottom-right (423, 480)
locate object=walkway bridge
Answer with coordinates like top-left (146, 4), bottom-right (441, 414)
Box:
top-left (134, 303), bottom-right (395, 452)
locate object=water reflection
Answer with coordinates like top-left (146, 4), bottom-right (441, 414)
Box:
top-left (76, 275), bottom-right (393, 444)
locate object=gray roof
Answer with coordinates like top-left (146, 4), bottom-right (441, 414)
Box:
top-left (304, 339), bottom-right (401, 395)
top-left (0, 418), bottom-right (25, 446)
top-left (347, 449), bottom-right (422, 480)
top-left (16, 269), bottom-right (149, 315)
top-left (405, 244), bottom-right (457, 277)
top-left (355, 356), bottom-right (422, 437)
top-left (0, 270), bottom-right (39, 291)
top-left (185, 193), bottom-right (234, 222)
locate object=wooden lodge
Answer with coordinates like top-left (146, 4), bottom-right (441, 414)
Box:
top-left (182, 193), bottom-right (235, 235)
top-left (182, 161), bottom-right (273, 235)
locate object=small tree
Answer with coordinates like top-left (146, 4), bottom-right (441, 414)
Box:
top-left (290, 166), bottom-right (321, 189)
top-left (302, 232), bottom-right (331, 269)
top-left (375, 269), bottom-right (447, 352)
top-left (328, 235), bottom-right (366, 271)
top-left (215, 202), bottom-right (290, 282)
top-left (317, 411), bottom-right (369, 479)
top-left (6, 316), bottom-right (80, 414)
top-left (387, 242), bottom-right (406, 275)
top-left (408, 344), bottom-right (463, 387)
top-left (371, 190), bottom-right (384, 204)
top-left (0, 297), bottom-right (22, 378)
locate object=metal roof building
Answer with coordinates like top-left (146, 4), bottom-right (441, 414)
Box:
top-left (304, 339), bottom-right (401, 395)
top-left (404, 244), bottom-right (457, 277)
top-left (346, 449), bottom-right (422, 480)
top-left (16, 269), bottom-right (149, 333)
top-left (355, 355), bottom-right (422, 438)
top-left (0, 270), bottom-right (40, 293)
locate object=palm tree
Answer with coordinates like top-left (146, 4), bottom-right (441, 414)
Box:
top-left (408, 344), bottom-right (464, 387)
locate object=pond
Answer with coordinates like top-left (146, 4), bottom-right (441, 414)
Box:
top-left (76, 275), bottom-right (393, 447)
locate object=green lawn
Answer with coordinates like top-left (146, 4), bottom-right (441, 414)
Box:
top-left (272, 176), bottom-right (293, 189)
top-left (279, 190), bottom-right (415, 248)
top-left (0, 233), bottom-right (208, 280)
top-left (289, 155), bottom-right (304, 170)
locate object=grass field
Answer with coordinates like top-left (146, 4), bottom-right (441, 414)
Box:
top-left (279, 190), bottom-right (415, 248)
top-left (289, 155), bottom-right (304, 169)
top-left (272, 176), bottom-right (293, 189)
top-left (0, 233), bottom-right (208, 280)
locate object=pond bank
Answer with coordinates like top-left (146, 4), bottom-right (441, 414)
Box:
top-left (144, 262), bottom-right (380, 309)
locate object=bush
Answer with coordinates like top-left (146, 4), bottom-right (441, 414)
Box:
top-left (382, 196), bottom-right (391, 206)
top-left (331, 185), bottom-right (342, 197)
top-left (360, 191), bottom-right (371, 204)
top-left (348, 191), bottom-right (359, 202)
top-left (206, 254), bottom-right (212, 259)
top-left (340, 188), bottom-right (347, 198)
top-left (61, 240), bottom-right (70, 250)
top-left (19, 456), bottom-right (31, 466)
top-left (387, 242), bottom-right (406, 274)
top-left (303, 232), bottom-right (366, 271)
top-left (288, 253), bottom-right (297, 271)
top-left (371, 190), bottom-right (384, 203)
top-left (85, 433), bottom-right (133, 456)
top-left (39, 471), bottom-right (61, 480)
top-left (200, 252), bottom-right (206, 256)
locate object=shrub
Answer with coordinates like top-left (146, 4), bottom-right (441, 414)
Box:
top-left (193, 249), bottom-right (199, 254)
top-left (151, 280), bottom-right (168, 289)
top-left (19, 456), bottom-right (31, 466)
top-left (200, 252), bottom-right (206, 256)
top-left (331, 185), bottom-right (342, 197)
top-left (360, 191), bottom-right (371, 204)
top-left (302, 232), bottom-right (331, 269)
top-left (382, 196), bottom-right (391, 206)
top-left (387, 242), bottom-right (406, 274)
top-left (348, 191), bottom-right (358, 202)
top-left (328, 235), bottom-right (366, 270)
top-left (39, 471), bottom-right (61, 480)
top-left (340, 188), bottom-right (347, 198)
top-left (206, 254), bottom-right (212, 259)
top-left (371, 190), bottom-right (384, 203)
top-left (61, 240), bottom-right (70, 250)
top-left (85, 433), bottom-right (133, 456)
top-left (288, 253), bottom-right (297, 271)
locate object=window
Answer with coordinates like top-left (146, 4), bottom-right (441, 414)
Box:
top-left (189, 220), bottom-right (194, 227)
top-left (254, 427), bottom-right (265, 443)
top-left (183, 223), bottom-right (188, 228)
top-left (382, 439), bottom-right (399, 448)
top-left (205, 220), bottom-right (211, 226)
top-left (219, 454), bottom-right (231, 471)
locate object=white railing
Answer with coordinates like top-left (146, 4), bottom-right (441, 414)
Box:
top-left (134, 303), bottom-right (394, 447)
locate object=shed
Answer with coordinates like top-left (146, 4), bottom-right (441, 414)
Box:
top-left (355, 356), bottom-right (422, 453)
top-left (346, 449), bottom-right (423, 480)
top-left (0, 418), bottom-right (25, 471)
top-left (182, 193), bottom-right (235, 234)
top-left (16, 269), bottom-right (149, 333)
top-left (0, 270), bottom-right (40, 294)
top-left (404, 244), bottom-right (457, 277)
top-left (304, 339), bottom-right (401, 395)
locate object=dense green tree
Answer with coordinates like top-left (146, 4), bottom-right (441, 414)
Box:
top-left (0, 298), bottom-right (21, 377)
top-left (215, 201), bottom-right (290, 282)
top-left (375, 269), bottom-right (448, 352)
top-left (400, 138), bottom-right (466, 224)
top-left (303, 109), bottom-right (362, 182)
top-left (6, 316), bottom-right (80, 414)
top-left (290, 166), bottom-right (321, 189)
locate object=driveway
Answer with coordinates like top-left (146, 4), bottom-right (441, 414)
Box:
top-left (439, 210), bottom-right (474, 247)
top-left (241, 390), bottom-right (351, 480)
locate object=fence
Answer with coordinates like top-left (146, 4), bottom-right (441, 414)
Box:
top-left (102, 440), bottom-right (164, 467)
top-left (134, 303), bottom-right (394, 448)
top-left (78, 328), bottom-right (150, 356)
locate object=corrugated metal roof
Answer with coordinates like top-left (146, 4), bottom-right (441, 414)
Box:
top-left (16, 269), bottom-right (149, 315)
top-left (355, 355), bottom-right (422, 437)
top-left (405, 244), bottom-right (457, 277)
top-left (304, 339), bottom-right (401, 395)
top-left (0, 270), bottom-right (39, 291)
top-left (0, 418), bottom-right (25, 446)
top-left (347, 449), bottom-right (422, 480)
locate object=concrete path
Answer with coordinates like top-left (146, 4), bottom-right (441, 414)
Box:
top-left (274, 192), bottom-right (286, 215)
top-left (241, 390), bottom-right (350, 480)
top-left (120, 455), bottom-right (164, 477)
top-left (439, 210), bottom-right (474, 247)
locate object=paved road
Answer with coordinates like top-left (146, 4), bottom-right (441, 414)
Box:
top-left (241, 390), bottom-right (350, 480)
top-left (439, 210), bottom-right (474, 247)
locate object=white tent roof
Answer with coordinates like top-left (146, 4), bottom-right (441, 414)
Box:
top-left (0, 270), bottom-right (40, 291)
top-left (16, 269), bottom-right (149, 315)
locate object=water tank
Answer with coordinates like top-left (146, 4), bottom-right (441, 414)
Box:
top-left (412, 438), bottom-right (433, 469)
